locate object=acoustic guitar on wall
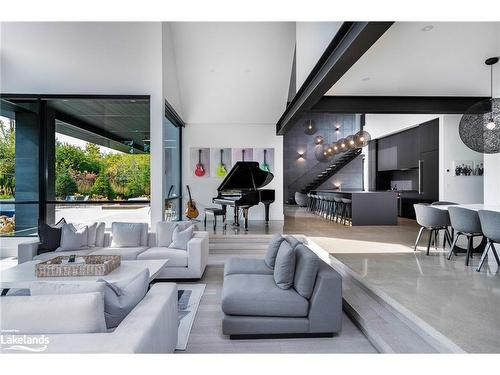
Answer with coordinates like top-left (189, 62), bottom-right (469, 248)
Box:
top-left (194, 149), bottom-right (205, 177)
top-left (185, 185), bottom-right (199, 219)
top-left (261, 149), bottom-right (271, 172)
top-left (216, 149), bottom-right (228, 177)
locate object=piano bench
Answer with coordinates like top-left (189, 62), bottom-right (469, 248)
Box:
top-left (204, 207), bottom-right (227, 231)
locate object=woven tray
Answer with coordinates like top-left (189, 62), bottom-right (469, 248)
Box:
top-left (35, 255), bottom-right (121, 277)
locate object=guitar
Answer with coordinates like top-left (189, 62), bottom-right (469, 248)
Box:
top-left (194, 149), bottom-right (205, 177)
top-left (185, 185), bottom-right (199, 219)
top-left (261, 149), bottom-right (271, 172)
top-left (216, 149), bottom-right (228, 177)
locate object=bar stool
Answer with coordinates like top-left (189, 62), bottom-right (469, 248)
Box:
top-left (333, 197), bottom-right (344, 223)
top-left (340, 198), bottom-right (352, 225)
top-left (413, 204), bottom-right (452, 255)
top-left (325, 195), bottom-right (336, 220)
top-left (447, 206), bottom-right (483, 266)
top-left (204, 207), bottom-right (227, 231)
top-left (477, 210), bottom-right (500, 272)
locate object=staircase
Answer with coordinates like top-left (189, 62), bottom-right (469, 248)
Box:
top-left (300, 148), bottom-right (362, 193)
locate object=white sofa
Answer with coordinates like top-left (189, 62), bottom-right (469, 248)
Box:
top-left (18, 230), bottom-right (209, 280)
top-left (1, 283), bottom-right (178, 353)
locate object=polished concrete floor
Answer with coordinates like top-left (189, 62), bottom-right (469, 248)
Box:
top-left (201, 205), bottom-right (500, 353)
top-left (182, 265), bottom-right (377, 353)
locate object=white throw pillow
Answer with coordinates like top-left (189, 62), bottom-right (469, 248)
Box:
top-left (86, 222), bottom-right (98, 247)
top-left (110, 222), bottom-right (147, 248)
top-left (57, 223), bottom-right (89, 251)
top-left (94, 222), bottom-right (106, 247)
top-left (0, 293), bottom-right (107, 334)
top-left (169, 225), bottom-right (194, 250)
top-left (98, 268), bottom-right (150, 328)
top-left (156, 221), bottom-right (179, 247)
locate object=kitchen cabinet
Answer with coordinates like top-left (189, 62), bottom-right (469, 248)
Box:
top-left (418, 149), bottom-right (439, 201)
top-left (418, 119), bottom-right (439, 153)
top-left (377, 136), bottom-right (398, 171)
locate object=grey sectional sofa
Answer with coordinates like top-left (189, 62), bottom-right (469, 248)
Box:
top-left (221, 236), bottom-right (342, 338)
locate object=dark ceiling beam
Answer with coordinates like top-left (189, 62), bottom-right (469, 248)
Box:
top-left (55, 110), bottom-right (146, 153)
top-left (311, 96), bottom-right (489, 114)
top-left (276, 21), bottom-right (394, 135)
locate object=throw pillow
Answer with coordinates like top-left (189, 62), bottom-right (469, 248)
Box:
top-left (57, 223), bottom-right (89, 251)
top-left (273, 240), bottom-right (296, 290)
top-left (86, 222), bottom-right (98, 247)
top-left (98, 268), bottom-right (150, 328)
top-left (95, 222), bottom-right (106, 247)
top-left (37, 218), bottom-right (66, 255)
top-left (156, 221), bottom-right (179, 247)
top-left (0, 292), bottom-right (107, 334)
top-left (264, 234), bottom-right (285, 269)
top-left (169, 225), bottom-right (194, 250)
top-left (293, 244), bottom-right (319, 299)
top-left (110, 222), bottom-right (148, 248)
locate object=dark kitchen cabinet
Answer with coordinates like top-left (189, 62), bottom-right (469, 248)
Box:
top-left (396, 127), bottom-right (419, 169)
top-left (418, 149), bottom-right (439, 201)
top-left (418, 119), bottom-right (439, 153)
top-left (377, 136), bottom-right (398, 171)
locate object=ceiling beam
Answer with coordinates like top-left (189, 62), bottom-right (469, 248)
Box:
top-left (311, 96), bottom-right (489, 114)
top-left (276, 21), bottom-right (394, 135)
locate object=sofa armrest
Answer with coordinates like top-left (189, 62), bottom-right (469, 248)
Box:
top-left (37, 283), bottom-right (178, 353)
top-left (308, 262), bottom-right (343, 333)
top-left (17, 240), bottom-right (40, 264)
top-left (186, 231), bottom-right (209, 278)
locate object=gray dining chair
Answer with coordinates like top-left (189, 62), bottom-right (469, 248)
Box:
top-left (447, 206), bottom-right (483, 266)
top-left (477, 210), bottom-right (500, 272)
top-left (414, 204), bottom-right (452, 255)
top-left (431, 201), bottom-right (459, 206)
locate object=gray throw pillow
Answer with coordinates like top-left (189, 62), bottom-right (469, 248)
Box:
top-left (169, 225), bottom-right (194, 250)
top-left (273, 240), bottom-right (296, 290)
top-left (293, 244), bottom-right (319, 299)
top-left (110, 222), bottom-right (147, 248)
top-left (264, 234), bottom-right (285, 268)
top-left (98, 268), bottom-right (150, 328)
top-left (57, 223), bottom-right (89, 251)
top-left (156, 221), bottom-right (179, 247)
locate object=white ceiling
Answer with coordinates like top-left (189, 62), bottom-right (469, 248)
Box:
top-left (170, 22), bottom-right (295, 124)
top-left (327, 22), bottom-right (500, 97)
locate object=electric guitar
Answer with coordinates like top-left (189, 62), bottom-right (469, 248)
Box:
top-left (261, 149), bottom-right (271, 172)
top-left (185, 185), bottom-right (199, 219)
top-left (194, 149), bottom-right (205, 177)
top-left (216, 149), bottom-right (228, 177)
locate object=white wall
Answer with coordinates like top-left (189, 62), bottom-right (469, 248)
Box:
top-left (0, 22), bottom-right (166, 230)
top-left (295, 22), bottom-right (342, 90)
top-left (364, 113), bottom-right (484, 204)
top-left (182, 123), bottom-right (284, 221)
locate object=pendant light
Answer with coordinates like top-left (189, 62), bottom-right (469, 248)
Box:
top-left (459, 57), bottom-right (500, 153)
top-left (304, 119), bottom-right (317, 135)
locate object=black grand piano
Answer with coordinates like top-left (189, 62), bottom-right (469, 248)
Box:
top-left (213, 161), bottom-right (275, 230)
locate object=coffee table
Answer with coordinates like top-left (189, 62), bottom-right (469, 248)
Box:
top-left (0, 259), bottom-right (168, 294)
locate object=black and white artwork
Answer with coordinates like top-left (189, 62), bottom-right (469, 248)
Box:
top-left (453, 160), bottom-right (481, 176)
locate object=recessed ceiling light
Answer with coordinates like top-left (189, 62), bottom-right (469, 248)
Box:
top-left (421, 25), bottom-right (434, 32)
top-left (362, 77), bottom-right (370, 81)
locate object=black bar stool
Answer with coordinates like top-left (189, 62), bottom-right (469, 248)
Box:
top-left (341, 198), bottom-right (352, 225)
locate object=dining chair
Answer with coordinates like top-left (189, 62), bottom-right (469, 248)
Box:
top-left (476, 210), bottom-right (500, 272)
top-left (413, 204), bottom-right (452, 255)
top-left (447, 206), bottom-right (483, 266)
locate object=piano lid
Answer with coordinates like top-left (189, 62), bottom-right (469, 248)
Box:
top-left (217, 161), bottom-right (274, 191)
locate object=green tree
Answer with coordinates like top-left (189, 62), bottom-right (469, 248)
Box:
top-left (91, 171), bottom-right (114, 199)
top-left (56, 169), bottom-right (77, 198)
top-left (0, 119), bottom-right (15, 198)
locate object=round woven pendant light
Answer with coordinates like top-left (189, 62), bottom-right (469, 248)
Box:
top-left (314, 144), bottom-right (330, 162)
top-left (337, 138), bottom-right (348, 152)
top-left (459, 57), bottom-right (500, 154)
top-left (314, 135), bottom-right (324, 145)
top-left (346, 135), bottom-right (356, 149)
top-left (304, 119), bottom-right (317, 135)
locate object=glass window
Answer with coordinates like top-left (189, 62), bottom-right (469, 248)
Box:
top-left (164, 117), bottom-right (182, 221)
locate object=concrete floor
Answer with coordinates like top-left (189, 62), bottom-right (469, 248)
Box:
top-left (201, 205), bottom-right (500, 353)
top-left (181, 265), bottom-right (377, 353)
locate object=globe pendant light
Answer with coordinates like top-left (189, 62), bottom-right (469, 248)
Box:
top-left (354, 130), bottom-right (371, 147)
top-left (459, 57), bottom-right (500, 153)
top-left (314, 135), bottom-right (324, 145)
top-left (304, 119), bottom-right (317, 135)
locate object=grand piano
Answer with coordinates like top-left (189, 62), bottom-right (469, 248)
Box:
top-left (213, 161), bottom-right (275, 230)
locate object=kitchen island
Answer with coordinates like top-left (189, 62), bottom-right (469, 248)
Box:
top-left (312, 190), bottom-right (398, 226)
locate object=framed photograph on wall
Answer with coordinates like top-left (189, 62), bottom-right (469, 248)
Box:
top-left (211, 148), bottom-right (232, 177)
top-left (453, 160), bottom-right (474, 176)
top-left (254, 148), bottom-right (274, 173)
top-left (190, 148), bottom-right (210, 177)
top-left (474, 161), bottom-right (484, 176)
